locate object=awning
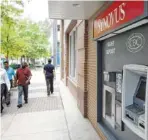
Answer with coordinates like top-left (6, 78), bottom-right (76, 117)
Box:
top-left (48, 1), bottom-right (105, 20)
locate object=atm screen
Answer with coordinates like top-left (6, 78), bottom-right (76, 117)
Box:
top-left (136, 80), bottom-right (146, 101)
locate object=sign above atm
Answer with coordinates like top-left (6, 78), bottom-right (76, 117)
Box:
top-left (93, 1), bottom-right (146, 39)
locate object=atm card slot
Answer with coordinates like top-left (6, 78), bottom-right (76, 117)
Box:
top-left (126, 114), bottom-right (134, 121)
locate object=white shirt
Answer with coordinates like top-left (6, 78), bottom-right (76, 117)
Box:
top-left (0, 68), bottom-right (10, 91)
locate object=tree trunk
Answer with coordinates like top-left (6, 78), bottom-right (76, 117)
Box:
top-left (27, 57), bottom-right (29, 63)
top-left (6, 50), bottom-right (9, 61)
top-left (24, 57), bottom-right (25, 62)
top-left (20, 56), bottom-right (23, 64)
top-left (20, 57), bottom-right (22, 64)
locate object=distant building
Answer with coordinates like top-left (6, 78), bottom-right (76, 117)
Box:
top-left (50, 20), bottom-right (60, 67)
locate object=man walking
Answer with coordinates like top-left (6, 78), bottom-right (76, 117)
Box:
top-left (15, 62), bottom-right (32, 108)
top-left (4, 61), bottom-right (15, 88)
top-left (0, 65), bottom-right (10, 113)
top-left (44, 59), bottom-right (55, 96)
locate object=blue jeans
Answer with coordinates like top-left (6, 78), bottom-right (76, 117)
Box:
top-left (18, 86), bottom-right (23, 105)
top-left (18, 85), bottom-right (28, 105)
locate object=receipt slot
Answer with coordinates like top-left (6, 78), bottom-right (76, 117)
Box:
top-left (122, 64), bottom-right (148, 140)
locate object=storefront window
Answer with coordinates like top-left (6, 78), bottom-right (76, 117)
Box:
top-left (69, 30), bottom-right (77, 79)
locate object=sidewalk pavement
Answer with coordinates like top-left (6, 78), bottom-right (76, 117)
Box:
top-left (1, 68), bottom-right (100, 140)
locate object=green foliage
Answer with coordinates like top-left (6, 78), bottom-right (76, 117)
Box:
top-left (1, 0), bottom-right (50, 60)
top-left (38, 19), bottom-right (52, 38)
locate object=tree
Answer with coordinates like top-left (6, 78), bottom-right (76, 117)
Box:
top-left (38, 19), bottom-right (52, 38)
top-left (1, 0), bottom-right (24, 59)
top-left (1, 0), bottom-right (51, 61)
top-left (20, 20), bottom-right (50, 59)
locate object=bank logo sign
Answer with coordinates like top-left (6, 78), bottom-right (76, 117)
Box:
top-left (126, 33), bottom-right (145, 53)
top-left (93, 1), bottom-right (144, 39)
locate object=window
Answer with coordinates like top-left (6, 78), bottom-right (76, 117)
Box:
top-left (69, 29), bottom-right (77, 79)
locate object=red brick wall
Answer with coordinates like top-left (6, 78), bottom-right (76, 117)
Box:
top-left (64, 20), bottom-right (88, 117)
top-left (87, 16), bottom-right (107, 140)
top-left (77, 21), bottom-right (87, 117)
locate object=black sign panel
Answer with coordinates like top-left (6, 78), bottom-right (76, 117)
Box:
top-left (103, 24), bottom-right (148, 72)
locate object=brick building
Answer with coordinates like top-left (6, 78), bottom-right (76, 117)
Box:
top-left (48, 1), bottom-right (148, 140)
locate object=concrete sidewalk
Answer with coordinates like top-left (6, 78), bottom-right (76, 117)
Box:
top-left (60, 81), bottom-right (100, 140)
top-left (1, 68), bottom-right (100, 140)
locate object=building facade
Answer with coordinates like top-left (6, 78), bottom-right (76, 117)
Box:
top-left (49, 1), bottom-right (148, 140)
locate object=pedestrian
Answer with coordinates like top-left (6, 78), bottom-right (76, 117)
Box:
top-left (0, 64), bottom-right (10, 113)
top-left (15, 62), bottom-right (32, 108)
top-left (44, 59), bottom-right (55, 96)
top-left (4, 61), bottom-right (16, 88)
top-left (24, 62), bottom-right (28, 67)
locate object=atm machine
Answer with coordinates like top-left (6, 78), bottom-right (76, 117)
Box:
top-left (122, 64), bottom-right (148, 140)
top-left (125, 77), bottom-right (145, 127)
